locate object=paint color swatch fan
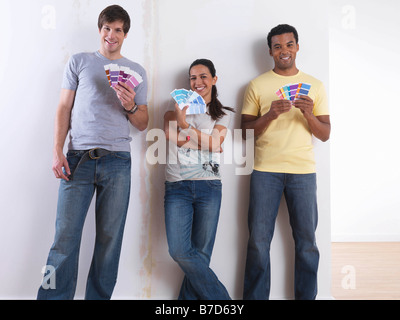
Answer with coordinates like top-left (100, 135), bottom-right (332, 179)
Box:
top-left (170, 89), bottom-right (207, 115)
top-left (104, 64), bottom-right (143, 89)
top-left (276, 83), bottom-right (311, 101)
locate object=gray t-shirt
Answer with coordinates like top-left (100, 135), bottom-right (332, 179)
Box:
top-left (165, 108), bottom-right (232, 182)
top-left (62, 51), bottom-right (148, 152)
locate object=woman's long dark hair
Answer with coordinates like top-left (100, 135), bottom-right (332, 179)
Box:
top-left (189, 59), bottom-right (235, 121)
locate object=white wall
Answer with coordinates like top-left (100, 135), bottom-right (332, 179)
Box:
top-left (0, 0), bottom-right (331, 299)
top-left (329, 1), bottom-right (400, 241)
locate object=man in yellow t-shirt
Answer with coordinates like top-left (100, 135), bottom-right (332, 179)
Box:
top-left (241, 24), bottom-right (330, 300)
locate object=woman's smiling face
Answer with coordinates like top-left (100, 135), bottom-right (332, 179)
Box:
top-left (189, 64), bottom-right (217, 104)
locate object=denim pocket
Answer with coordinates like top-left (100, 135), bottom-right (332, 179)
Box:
top-left (165, 181), bottom-right (184, 191)
top-left (66, 151), bottom-right (84, 173)
top-left (113, 152), bottom-right (131, 160)
top-left (67, 150), bottom-right (85, 158)
top-left (205, 179), bottom-right (222, 190)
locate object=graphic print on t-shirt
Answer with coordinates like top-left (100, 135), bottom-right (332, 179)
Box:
top-left (178, 148), bottom-right (221, 179)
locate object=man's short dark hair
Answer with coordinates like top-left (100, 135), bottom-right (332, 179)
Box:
top-left (98, 5), bottom-right (131, 34)
top-left (267, 24), bottom-right (299, 49)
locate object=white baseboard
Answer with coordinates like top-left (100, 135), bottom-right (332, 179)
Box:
top-left (331, 234), bottom-right (400, 242)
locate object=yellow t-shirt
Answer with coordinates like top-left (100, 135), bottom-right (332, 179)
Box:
top-left (242, 70), bottom-right (329, 174)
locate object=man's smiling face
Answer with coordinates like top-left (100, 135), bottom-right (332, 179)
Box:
top-left (269, 32), bottom-right (299, 75)
top-left (99, 20), bottom-right (127, 59)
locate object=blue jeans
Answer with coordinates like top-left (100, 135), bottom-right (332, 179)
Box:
top-left (37, 150), bottom-right (131, 300)
top-left (164, 180), bottom-right (231, 300)
top-left (243, 171), bottom-right (319, 300)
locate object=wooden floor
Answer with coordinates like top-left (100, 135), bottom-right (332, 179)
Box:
top-left (331, 242), bottom-right (400, 300)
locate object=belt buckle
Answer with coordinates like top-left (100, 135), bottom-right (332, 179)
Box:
top-left (88, 148), bottom-right (101, 160)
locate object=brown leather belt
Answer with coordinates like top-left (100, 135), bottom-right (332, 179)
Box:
top-left (68, 148), bottom-right (111, 180)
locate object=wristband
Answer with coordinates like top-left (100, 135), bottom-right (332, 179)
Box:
top-left (125, 105), bottom-right (138, 115)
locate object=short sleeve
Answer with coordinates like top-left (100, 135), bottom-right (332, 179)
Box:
top-left (215, 109), bottom-right (232, 128)
top-left (313, 82), bottom-right (329, 116)
top-left (61, 55), bottom-right (79, 91)
top-left (241, 81), bottom-right (260, 116)
top-left (133, 68), bottom-right (148, 106)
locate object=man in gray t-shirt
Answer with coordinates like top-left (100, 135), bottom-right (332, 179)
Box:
top-left (62, 51), bottom-right (148, 152)
top-left (37, 5), bottom-right (148, 300)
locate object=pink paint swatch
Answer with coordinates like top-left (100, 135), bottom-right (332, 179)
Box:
top-left (104, 64), bottom-right (143, 88)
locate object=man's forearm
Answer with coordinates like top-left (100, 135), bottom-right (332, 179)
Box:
top-left (53, 105), bottom-right (71, 152)
top-left (304, 114), bottom-right (331, 142)
top-left (241, 113), bottom-right (275, 139)
top-left (127, 104), bottom-right (148, 131)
